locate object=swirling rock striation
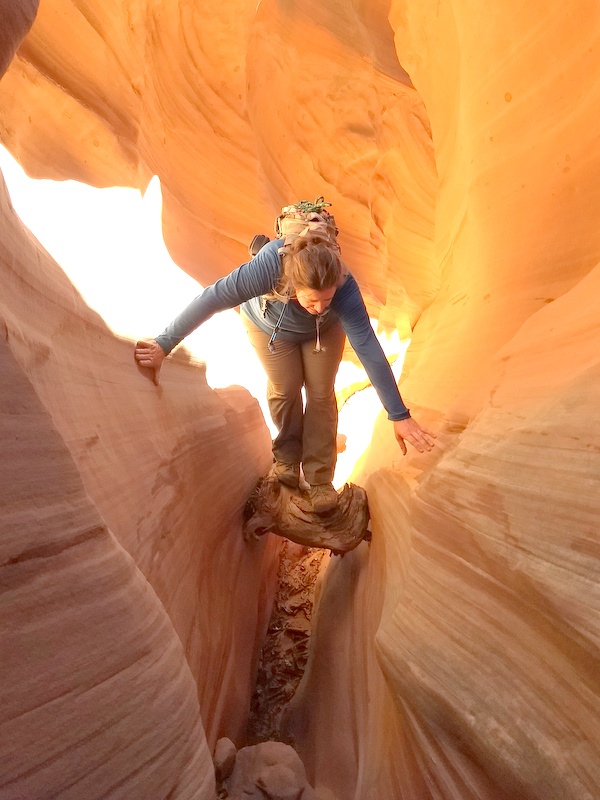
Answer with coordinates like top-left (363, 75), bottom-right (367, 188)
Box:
top-left (0, 161), bottom-right (277, 795)
top-left (0, 324), bottom-right (214, 798)
top-left (1, 1), bottom-right (599, 799)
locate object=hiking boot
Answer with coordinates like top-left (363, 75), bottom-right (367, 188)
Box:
top-left (307, 482), bottom-right (338, 513)
top-left (270, 461), bottom-right (300, 489)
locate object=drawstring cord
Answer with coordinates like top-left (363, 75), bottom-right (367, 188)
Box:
top-left (268, 303), bottom-right (288, 353)
top-left (266, 299), bottom-right (327, 355)
top-left (313, 315), bottom-right (327, 354)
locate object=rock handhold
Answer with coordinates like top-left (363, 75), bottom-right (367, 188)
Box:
top-left (214, 737), bottom-right (237, 783)
top-left (224, 741), bottom-right (315, 800)
top-left (243, 477), bottom-right (370, 555)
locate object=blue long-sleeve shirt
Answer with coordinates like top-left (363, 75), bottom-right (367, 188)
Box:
top-left (155, 239), bottom-right (410, 420)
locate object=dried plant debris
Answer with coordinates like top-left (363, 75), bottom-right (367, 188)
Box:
top-left (245, 541), bottom-right (327, 744)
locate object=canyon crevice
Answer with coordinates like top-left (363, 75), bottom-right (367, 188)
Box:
top-left (1, 2), bottom-right (599, 799)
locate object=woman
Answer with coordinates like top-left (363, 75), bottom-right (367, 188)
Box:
top-left (135, 227), bottom-right (436, 513)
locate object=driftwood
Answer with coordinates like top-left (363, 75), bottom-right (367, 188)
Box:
top-left (243, 477), bottom-right (370, 555)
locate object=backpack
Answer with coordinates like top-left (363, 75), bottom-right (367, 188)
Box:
top-left (250, 198), bottom-right (343, 352)
top-left (275, 196), bottom-right (340, 255)
top-left (248, 197), bottom-right (340, 258)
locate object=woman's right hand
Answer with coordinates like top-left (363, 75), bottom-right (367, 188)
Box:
top-left (393, 416), bottom-right (437, 455)
top-left (134, 339), bottom-right (166, 386)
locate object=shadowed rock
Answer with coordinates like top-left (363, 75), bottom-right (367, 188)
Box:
top-left (223, 741), bottom-right (315, 800)
top-left (0, 0), bottom-right (39, 78)
top-left (214, 737), bottom-right (237, 783)
top-left (243, 478), bottom-right (370, 555)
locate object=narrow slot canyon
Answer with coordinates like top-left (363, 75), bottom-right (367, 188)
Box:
top-left (1, 2), bottom-right (600, 800)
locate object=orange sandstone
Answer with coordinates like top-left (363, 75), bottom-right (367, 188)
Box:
top-left (1, 2), bottom-right (599, 799)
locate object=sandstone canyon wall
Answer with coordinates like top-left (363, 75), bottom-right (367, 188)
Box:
top-left (1, 2), bottom-right (599, 800)
top-left (1, 5), bottom-right (280, 798)
top-left (1, 318), bottom-right (215, 799)
top-left (0, 164), bottom-right (280, 796)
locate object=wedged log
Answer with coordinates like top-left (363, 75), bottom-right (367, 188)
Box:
top-left (243, 478), bottom-right (370, 555)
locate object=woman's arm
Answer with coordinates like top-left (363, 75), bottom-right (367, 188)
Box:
top-left (155, 241), bottom-right (281, 354)
top-left (333, 275), bottom-right (436, 454)
top-left (333, 275), bottom-right (409, 419)
top-left (134, 241), bottom-right (281, 383)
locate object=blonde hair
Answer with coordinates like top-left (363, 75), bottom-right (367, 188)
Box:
top-left (276, 234), bottom-right (343, 298)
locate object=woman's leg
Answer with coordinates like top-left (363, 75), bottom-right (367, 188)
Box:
top-left (243, 318), bottom-right (305, 467)
top-left (300, 322), bottom-right (346, 485)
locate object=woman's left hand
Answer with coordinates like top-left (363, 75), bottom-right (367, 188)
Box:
top-left (393, 417), bottom-right (437, 455)
top-left (134, 339), bottom-right (166, 386)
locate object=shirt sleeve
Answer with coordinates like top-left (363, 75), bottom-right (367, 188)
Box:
top-left (154, 240), bottom-right (281, 354)
top-left (332, 274), bottom-right (411, 421)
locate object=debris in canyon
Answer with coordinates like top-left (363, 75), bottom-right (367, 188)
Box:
top-left (215, 739), bottom-right (316, 800)
top-left (243, 476), bottom-right (370, 555)
top-left (246, 541), bottom-right (327, 744)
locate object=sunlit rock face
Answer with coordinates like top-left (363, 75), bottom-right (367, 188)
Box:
top-left (1, 1), bottom-right (600, 800)
top-left (286, 4), bottom-right (600, 799)
top-left (0, 0), bottom-right (437, 337)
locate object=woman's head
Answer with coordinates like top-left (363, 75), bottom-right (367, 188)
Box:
top-left (280, 233), bottom-right (344, 313)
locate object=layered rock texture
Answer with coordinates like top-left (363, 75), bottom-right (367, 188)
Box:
top-left (0, 161), bottom-right (278, 797)
top-left (1, 2), bottom-right (599, 800)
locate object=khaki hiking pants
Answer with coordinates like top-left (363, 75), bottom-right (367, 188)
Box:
top-left (243, 316), bottom-right (346, 485)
